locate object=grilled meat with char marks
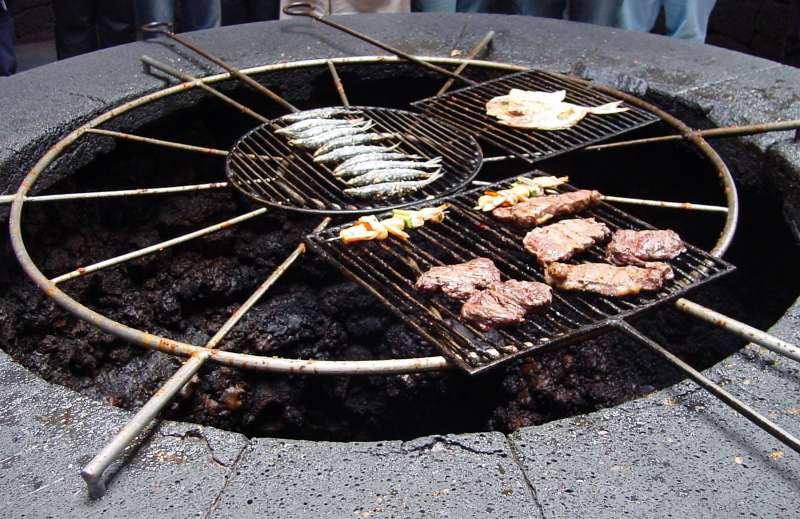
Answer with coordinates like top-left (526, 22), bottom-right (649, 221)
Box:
top-left (492, 190), bottom-right (602, 227)
top-left (415, 258), bottom-right (502, 300)
top-left (606, 229), bottom-right (686, 266)
top-left (460, 280), bottom-right (553, 331)
top-left (523, 217), bottom-right (610, 265)
top-left (545, 262), bottom-right (674, 297)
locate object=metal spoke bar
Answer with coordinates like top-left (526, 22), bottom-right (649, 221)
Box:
top-left (436, 30), bottom-right (495, 96)
top-left (141, 55), bottom-right (270, 123)
top-left (141, 22), bottom-right (298, 112)
top-left (80, 218), bottom-right (330, 498)
top-left (602, 195), bottom-right (728, 213)
top-left (675, 298), bottom-right (800, 363)
top-left (51, 208), bottom-right (267, 285)
top-left (282, 2), bottom-right (477, 86)
top-left (586, 119), bottom-right (800, 152)
top-left (327, 60), bottom-right (350, 107)
top-left (0, 182), bottom-right (228, 205)
top-left (617, 321), bottom-right (800, 454)
top-left (84, 128), bottom-right (229, 156)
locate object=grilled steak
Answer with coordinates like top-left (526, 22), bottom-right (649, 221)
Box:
top-left (523, 217), bottom-right (610, 265)
top-left (492, 190), bottom-right (602, 227)
top-left (606, 229), bottom-right (686, 266)
top-left (415, 257), bottom-right (503, 300)
top-left (545, 262), bottom-right (674, 297)
top-left (460, 280), bottom-right (553, 331)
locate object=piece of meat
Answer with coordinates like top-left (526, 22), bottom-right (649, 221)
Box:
top-left (606, 229), bottom-right (687, 266)
top-left (460, 280), bottom-right (553, 331)
top-left (492, 190), bottom-right (602, 227)
top-left (415, 258), bottom-right (502, 300)
top-left (544, 262), bottom-right (674, 297)
top-left (523, 217), bottom-right (610, 265)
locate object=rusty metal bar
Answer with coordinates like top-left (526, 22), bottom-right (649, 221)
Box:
top-left (84, 128), bottom-right (229, 156)
top-left (51, 208), bottom-right (267, 285)
top-left (0, 182), bottom-right (228, 205)
top-left (675, 299), bottom-right (800, 363)
top-left (617, 321), bottom-right (800, 454)
top-left (327, 60), bottom-right (350, 107)
top-left (282, 3), bottom-right (477, 86)
top-left (141, 22), bottom-right (298, 112)
top-left (602, 195), bottom-right (728, 213)
top-left (436, 31), bottom-right (495, 96)
top-left (586, 119), bottom-right (800, 152)
top-left (80, 219), bottom-right (329, 498)
top-left (141, 55), bottom-right (270, 123)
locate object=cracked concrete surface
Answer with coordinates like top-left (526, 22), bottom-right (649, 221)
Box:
top-left (1, 13), bottom-right (800, 519)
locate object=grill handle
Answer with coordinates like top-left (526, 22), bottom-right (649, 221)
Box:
top-left (140, 21), bottom-right (298, 113)
top-left (615, 320), bottom-right (800, 455)
top-left (281, 2), bottom-right (478, 87)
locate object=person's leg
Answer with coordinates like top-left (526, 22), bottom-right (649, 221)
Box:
top-left (53, 0), bottom-right (98, 59)
top-left (413, 0), bottom-right (457, 11)
top-left (182, 0), bottom-right (221, 31)
top-left (135, 0), bottom-right (174, 39)
top-left (663, 0), bottom-right (716, 42)
top-left (569, 0), bottom-right (623, 27)
top-left (455, 0), bottom-right (493, 13)
top-left (97, 0), bottom-right (136, 50)
top-left (0, 3), bottom-right (16, 76)
top-left (618, 0), bottom-right (662, 33)
top-left (250, 0), bottom-right (281, 21)
top-left (504, 0), bottom-right (565, 17)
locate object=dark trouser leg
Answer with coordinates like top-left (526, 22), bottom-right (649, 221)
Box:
top-left (0, 6), bottom-right (16, 76)
top-left (249, 0), bottom-right (280, 20)
top-left (182, 0), bottom-right (221, 32)
top-left (568, 0), bottom-right (623, 26)
top-left (97, 0), bottom-right (136, 49)
top-left (135, 0), bottom-right (175, 40)
top-left (53, 0), bottom-right (97, 59)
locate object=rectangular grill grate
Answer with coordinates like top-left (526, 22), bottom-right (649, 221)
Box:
top-left (305, 174), bottom-right (735, 375)
top-left (412, 70), bottom-right (660, 164)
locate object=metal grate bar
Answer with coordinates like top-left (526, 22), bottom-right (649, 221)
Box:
top-left (413, 69), bottom-right (659, 164)
top-left (306, 173), bottom-right (734, 374)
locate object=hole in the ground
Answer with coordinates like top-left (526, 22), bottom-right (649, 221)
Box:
top-left (1, 62), bottom-right (798, 441)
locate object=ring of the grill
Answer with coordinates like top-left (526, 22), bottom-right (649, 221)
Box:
top-left (413, 69), bottom-right (659, 164)
top-left (225, 106), bottom-right (483, 215)
top-left (306, 174), bottom-right (735, 375)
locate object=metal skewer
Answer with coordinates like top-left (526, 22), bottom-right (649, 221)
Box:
top-left (141, 21), bottom-right (299, 112)
top-left (586, 119), bottom-right (800, 152)
top-left (282, 2), bottom-right (477, 86)
top-left (84, 128), bottom-right (229, 156)
top-left (80, 217), bottom-right (330, 498)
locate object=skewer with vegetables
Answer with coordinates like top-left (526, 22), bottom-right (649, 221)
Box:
top-left (337, 204), bottom-right (449, 244)
top-left (474, 176), bottom-right (568, 212)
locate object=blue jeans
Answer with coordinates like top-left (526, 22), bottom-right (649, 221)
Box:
top-left (136, 0), bottom-right (221, 38)
top-left (0, 6), bottom-right (15, 76)
top-left (412, 0), bottom-right (491, 12)
top-left (619, 0), bottom-right (716, 42)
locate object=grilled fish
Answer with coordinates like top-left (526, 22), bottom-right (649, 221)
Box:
top-left (314, 144), bottom-right (402, 164)
top-left (345, 167), bottom-right (440, 187)
top-left (288, 122), bottom-right (374, 149)
top-left (274, 118), bottom-right (363, 136)
top-left (277, 107), bottom-right (361, 123)
top-left (344, 172), bottom-right (443, 199)
top-left (313, 133), bottom-right (399, 156)
top-left (333, 152), bottom-right (424, 174)
top-left (334, 158), bottom-right (442, 179)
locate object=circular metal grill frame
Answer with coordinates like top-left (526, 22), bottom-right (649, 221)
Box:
top-left (225, 106), bottom-right (483, 214)
top-left (7, 55), bottom-right (739, 376)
